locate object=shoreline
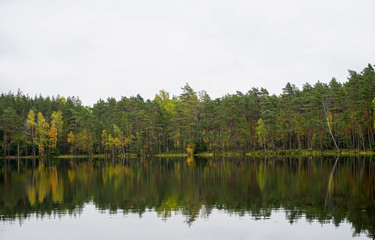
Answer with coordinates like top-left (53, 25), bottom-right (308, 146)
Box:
top-left (1, 149), bottom-right (375, 159)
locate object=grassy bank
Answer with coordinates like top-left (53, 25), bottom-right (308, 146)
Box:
top-left (155, 149), bottom-right (375, 158)
top-left (2, 149), bottom-right (375, 160)
top-left (245, 149), bottom-right (375, 157)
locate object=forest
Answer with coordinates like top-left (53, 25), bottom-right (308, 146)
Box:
top-left (1, 64), bottom-right (375, 157)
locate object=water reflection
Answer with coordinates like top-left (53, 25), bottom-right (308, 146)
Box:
top-left (325, 154), bottom-right (340, 210)
top-left (0, 156), bottom-right (374, 238)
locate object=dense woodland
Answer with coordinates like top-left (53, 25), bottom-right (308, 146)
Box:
top-left (1, 64), bottom-right (375, 157)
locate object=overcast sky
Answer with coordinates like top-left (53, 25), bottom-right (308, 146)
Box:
top-left (1, 0), bottom-right (374, 106)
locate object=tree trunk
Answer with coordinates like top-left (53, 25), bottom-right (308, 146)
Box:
top-left (322, 100), bottom-right (339, 151)
top-left (3, 131), bottom-right (6, 159)
top-left (25, 142), bottom-right (28, 156)
top-left (367, 127), bottom-right (372, 150)
top-left (32, 141), bottom-right (36, 156)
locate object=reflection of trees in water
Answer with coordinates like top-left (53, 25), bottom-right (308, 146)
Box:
top-left (0, 156), bottom-right (374, 237)
top-left (325, 154), bottom-right (340, 210)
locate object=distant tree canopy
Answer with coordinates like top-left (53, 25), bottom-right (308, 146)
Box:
top-left (1, 64), bottom-right (375, 156)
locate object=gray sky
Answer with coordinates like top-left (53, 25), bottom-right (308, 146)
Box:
top-left (1, 0), bottom-right (374, 106)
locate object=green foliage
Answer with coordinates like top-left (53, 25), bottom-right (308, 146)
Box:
top-left (256, 119), bottom-right (266, 149)
top-left (1, 64), bottom-right (375, 156)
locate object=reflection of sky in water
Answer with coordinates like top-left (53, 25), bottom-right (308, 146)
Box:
top-left (0, 204), bottom-right (368, 240)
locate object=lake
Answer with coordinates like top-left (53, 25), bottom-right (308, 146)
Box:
top-left (0, 156), bottom-right (374, 239)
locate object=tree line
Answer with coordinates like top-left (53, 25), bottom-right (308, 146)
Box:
top-left (1, 64), bottom-right (375, 157)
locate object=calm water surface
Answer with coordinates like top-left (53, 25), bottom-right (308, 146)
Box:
top-left (0, 156), bottom-right (374, 239)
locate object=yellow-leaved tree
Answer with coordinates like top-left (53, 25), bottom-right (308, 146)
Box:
top-left (48, 120), bottom-right (58, 151)
top-left (186, 142), bottom-right (196, 156)
top-left (35, 112), bottom-right (49, 155)
top-left (67, 131), bottom-right (75, 154)
top-left (26, 109), bottom-right (37, 156)
top-left (51, 111), bottom-right (63, 147)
